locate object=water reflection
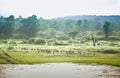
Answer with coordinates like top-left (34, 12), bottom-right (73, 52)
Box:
top-left (0, 63), bottom-right (120, 78)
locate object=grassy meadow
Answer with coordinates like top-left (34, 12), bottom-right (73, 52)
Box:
top-left (0, 36), bottom-right (120, 67)
top-left (0, 15), bottom-right (120, 66)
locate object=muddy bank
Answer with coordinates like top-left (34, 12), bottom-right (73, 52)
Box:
top-left (0, 63), bottom-right (120, 78)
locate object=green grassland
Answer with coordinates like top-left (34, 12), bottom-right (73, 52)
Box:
top-left (0, 15), bottom-right (120, 67)
top-left (0, 37), bottom-right (120, 67)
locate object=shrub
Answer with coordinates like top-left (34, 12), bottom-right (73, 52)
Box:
top-left (68, 40), bottom-right (73, 43)
top-left (47, 39), bottom-right (56, 45)
top-left (9, 41), bottom-right (17, 44)
top-left (109, 42), bottom-right (119, 46)
top-left (108, 36), bottom-right (120, 41)
top-left (98, 36), bottom-right (120, 41)
top-left (53, 41), bottom-right (68, 46)
top-left (80, 40), bottom-right (85, 44)
top-left (7, 46), bottom-right (14, 50)
top-left (97, 41), bottom-right (110, 46)
top-left (22, 39), bottom-right (28, 44)
top-left (102, 49), bottom-right (120, 54)
top-left (34, 38), bottom-right (46, 45)
top-left (1, 40), bottom-right (8, 44)
top-left (29, 38), bottom-right (35, 44)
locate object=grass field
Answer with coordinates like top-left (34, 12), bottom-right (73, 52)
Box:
top-left (0, 41), bottom-right (120, 66)
top-left (5, 51), bottom-right (120, 66)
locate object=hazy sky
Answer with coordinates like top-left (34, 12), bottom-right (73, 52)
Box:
top-left (0, 0), bottom-right (120, 19)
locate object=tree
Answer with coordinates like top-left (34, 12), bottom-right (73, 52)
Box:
top-left (82, 19), bottom-right (88, 31)
top-left (77, 20), bottom-right (82, 27)
top-left (64, 20), bottom-right (74, 34)
top-left (20, 15), bottom-right (39, 37)
top-left (69, 31), bottom-right (78, 39)
top-left (0, 15), bottom-right (15, 36)
top-left (103, 21), bottom-right (110, 38)
top-left (76, 20), bottom-right (82, 32)
top-left (6, 15), bottom-right (15, 35)
top-left (6, 15), bottom-right (14, 22)
top-left (91, 35), bottom-right (96, 46)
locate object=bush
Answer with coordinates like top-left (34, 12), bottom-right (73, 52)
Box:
top-left (53, 41), bottom-right (68, 46)
top-left (108, 36), bottom-right (120, 41)
top-left (68, 40), bottom-right (73, 43)
top-left (102, 49), bottom-right (120, 54)
top-left (1, 40), bottom-right (8, 44)
top-left (34, 38), bottom-right (46, 45)
top-left (109, 42), bottom-right (119, 46)
top-left (19, 40), bottom-right (28, 44)
top-left (7, 46), bottom-right (14, 50)
top-left (29, 38), bottom-right (35, 44)
top-left (97, 41), bottom-right (110, 46)
top-left (9, 41), bottom-right (17, 44)
top-left (47, 39), bottom-right (56, 45)
top-left (98, 36), bottom-right (120, 41)
top-left (22, 39), bottom-right (28, 44)
top-left (0, 41), bottom-right (2, 44)
top-left (80, 40), bottom-right (85, 44)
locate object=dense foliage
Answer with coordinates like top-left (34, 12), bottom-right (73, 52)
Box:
top-left (0, 15), bottom-right (120, 39)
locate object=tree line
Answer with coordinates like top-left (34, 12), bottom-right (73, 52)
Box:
top-left (0, 15), bottom-right (120, 39)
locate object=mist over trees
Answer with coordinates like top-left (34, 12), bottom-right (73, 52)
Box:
top-left (0, 15), bottom-right (120, 39)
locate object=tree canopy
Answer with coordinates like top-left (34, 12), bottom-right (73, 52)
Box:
top-left (0, 15), bottom-right (120, 39)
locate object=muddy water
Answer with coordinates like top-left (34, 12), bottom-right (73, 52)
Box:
top-left (0, 63), bottom-right (120, 78)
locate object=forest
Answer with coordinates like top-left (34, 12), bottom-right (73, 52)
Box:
top-left (0, 15), bottom-right (120, 39)
top-left (0, 15), bottom-right (120, 66)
